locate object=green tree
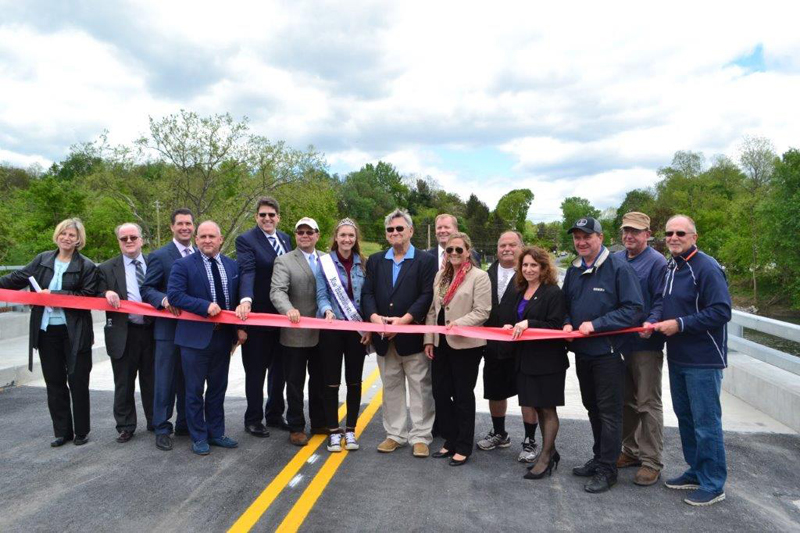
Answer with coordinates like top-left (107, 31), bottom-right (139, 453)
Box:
top-left (494, 188), bottom-right (534, 234)
top-left (763, 148), bottom-right (800, 307)
top-left (338, 162), bottom-right (411, 242)
top-left (559, 197), bottom-right (600, 250)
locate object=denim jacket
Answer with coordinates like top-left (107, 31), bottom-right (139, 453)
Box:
top-left (315, 251), bottom-right (365, 319)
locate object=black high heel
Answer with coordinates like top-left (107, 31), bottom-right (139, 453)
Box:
top-left (524, 450), bottom-right (560, 479)
top-left (528, 450), bottom-right (560, 470)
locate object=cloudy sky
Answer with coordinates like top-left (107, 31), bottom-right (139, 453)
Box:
top-left (2, 0), bottom-right (799, 221)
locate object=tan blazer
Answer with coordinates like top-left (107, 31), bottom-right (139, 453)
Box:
top-left (424, 267), bottom-right (491, 349)
top-left (269, 248), bottom-right (322, 348)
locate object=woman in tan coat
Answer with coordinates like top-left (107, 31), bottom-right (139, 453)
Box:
top-left (424, 232), bottom-right (491, 466)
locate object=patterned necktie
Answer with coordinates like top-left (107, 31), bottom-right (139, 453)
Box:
top-left (209, 258), bottom-right (227, 310)
top-left (440, 250), bottom-right (446, 270)
top-left (268, 235), bottom-right (284, 256)
top-left (132, 259), bottom-right (145, 288)
top-left (183, 247), bottom-right (193, 257)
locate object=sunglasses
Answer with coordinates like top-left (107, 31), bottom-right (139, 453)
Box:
top-left (445, 246), bottom-right (465, 255)
top-left (118, 236), bottom-right (140, 242)
top-left (295, 230), bottom-right (316, 236)
top-left (258, 212), bottom-right (278, 218)
top-left (665, 231), bottom-right (693, 237)
top-left (386, 226), bottom-right (406, 233)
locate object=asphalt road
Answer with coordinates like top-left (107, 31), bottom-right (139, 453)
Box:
top-left (1, 385), bottom-right (799, 532)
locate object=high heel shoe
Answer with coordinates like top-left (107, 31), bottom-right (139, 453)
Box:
top-left (528, 450), bottom-right (560, 470)
top-left (524, 450), bottom-right (560, 479)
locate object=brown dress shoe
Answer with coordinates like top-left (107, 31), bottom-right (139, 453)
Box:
top-left (634, 466), bottom-right (661, 486)
top-left (616, 451), bottom-right (641, 469)
top-left (289, 432), bottom-right (309, 446)
top-left (377, 438), bottom-right (402, 453)
top-left (412, 443), bottom-right (429, 458)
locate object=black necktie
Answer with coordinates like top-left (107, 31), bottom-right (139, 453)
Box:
top-left (209, 258), bottom-right (227, 310)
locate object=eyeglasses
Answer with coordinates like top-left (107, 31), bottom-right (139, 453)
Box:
top-left (258, 212), bottom-right (278, 218)
top-left (386, 226), bottom-right (406, 233)
top-left (295, 230), bottom-right (316, 236)
top-left (445, 246), bottom-right (465, 255)
top-left (118, 236), bottom-right (140, 242)
top-left (665, 231), bottom-right (694, 237)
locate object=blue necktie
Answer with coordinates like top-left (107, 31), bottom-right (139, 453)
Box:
top-left (210, 259), bottom-right (227, 310)
top-left (268, 235), bottom-right (284, 256)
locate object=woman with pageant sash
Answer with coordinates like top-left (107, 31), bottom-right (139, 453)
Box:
top-left (503, 246), bottom-right (567, 480)
top-left (0, 218), bottom-right (98, 447)
top-left (423, 232), bottom-right (491, 466)
top-left (315, 218), bottom-right (371, 452)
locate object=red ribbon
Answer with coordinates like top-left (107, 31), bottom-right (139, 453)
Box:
top-left (0, 288), bottom-right (645, 342)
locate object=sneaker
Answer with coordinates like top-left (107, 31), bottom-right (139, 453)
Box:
top-left (327, 432), bottom-right (343, 452)
top-left (476, 430), bottom-right (511, 451)
top-left (344, 431), bottom-right (359, 451)
top-left (684, 489), bottom-right (726, 506)
top-left (664, 473), bottom-right (701, 490)
top-left (517, 437), bottom-right (541, 463)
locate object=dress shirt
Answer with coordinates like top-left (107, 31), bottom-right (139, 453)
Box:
top-left (173, 238), bottom-right (194, 257)
top-left (497, 265), bottom-right (515, 301)
top-left (124, 253), bottom-right (146, 324)
top-left (384, 244), bottom-right (416, 287)
top-left (201, 253), bottom-right (230, 310)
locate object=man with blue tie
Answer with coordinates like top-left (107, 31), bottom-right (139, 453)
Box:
top-left (270, 217), bottom-right (325, 446)
top-left (141, 208), bottom-right (195, 451)
top-left (168, 221), bottom-right (246, 455)
top-left (234, 197), bottom-right (293, 438)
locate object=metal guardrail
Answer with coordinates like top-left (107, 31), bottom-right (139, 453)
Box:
top-left (729, 310), bottom-right (800, 377)
top-left (0, 265), bottom-right (24, 272)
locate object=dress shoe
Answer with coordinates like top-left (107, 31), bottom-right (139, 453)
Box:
top-left (290, 432), bottom-right (309, 446)
top-left (634, 466), bottom-right (661, 486)
top-left (209, 436), bottom-right (239, 448)
top-left (266, 418), bottom-right (290, 431)
top-left (377, 438), bottom-right (402, 453)
top-left (432, 449), bottom-right (455, 459)
top-left (116, 430), bottom-right (134, 443)
top-left (412, 443), bottom-right (429, 458)
top-left (74, 435), bottom-right (89, 446)
top-left (585, 471), bottom-right (617, 493)
top-left (51, 435), bottom-right (73, 447)
top-left (616, 451), bottom-right (641, 469)
top-left (174, 427), bottom-right (190, 437)
top-left (524, 451), bottom-right (560, 479)
top-left (572, 458), bottom-right (599, 477)
top-left (146, 424), bottom-right (155, 432)
top-left (192, 440), bottom-right (211, 455)
top-left (310, 427), bottom-right (329, 435)
top-left (449, 455), bottom-right (469, 466)
top-left (245, 423), bottom-right (270, 438)
top-left (156, 434), bottom-right (173, 451)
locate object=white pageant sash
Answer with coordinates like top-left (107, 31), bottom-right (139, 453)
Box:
top-left (319, 253), bottom-right (362, 325)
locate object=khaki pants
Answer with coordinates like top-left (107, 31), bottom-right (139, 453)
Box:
top-left (621, 350), bottom-right (664, 471)
top-left (376, 343), bottom-right (434, 446)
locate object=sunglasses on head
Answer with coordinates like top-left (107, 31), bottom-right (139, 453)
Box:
top-left (445, 246), bottom-right (465, 255)
top-left (118, 235), bottom-right (139, 242)
top-left (258, 212), bottom-right (278, 218)
top-left (386, 226), bottom-right (406, 233)
top-left (295, 230), bottom-right (316, 236)
top-left (665, 231), bottom-right (692, 237)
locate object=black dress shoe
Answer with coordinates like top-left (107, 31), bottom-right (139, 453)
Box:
top-left (585, 471), bottom-right (617, 493)
top-left (449, 456), bottom-right (469, 466)
top-left (74, 435), bottom-right (89, 446)
top-left (156, 434), bottom-right (173, 451)
top-left (432, 449), bottom-right (455, 458)
top-left (146, 424), bottom-right (155, 432)
top-left (572, 458), bottom-right (599, 477)
top-left (116, 430), bottom-right (134, 443)
top-left (51, 435), bottom-right (73, 447)
top-left (266, 419), bottom-right (290, 431)
top-left (174, 427), bottom-right (190, 437)
top-left (245, 423), bottom-right (270, 438)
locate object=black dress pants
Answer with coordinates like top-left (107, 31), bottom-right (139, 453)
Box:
top-left (38, 325), bottom-right (92, 438)
top-left (431, 339), bottom-right (482, 457)
top-left (319, 330), bottom-right (366, 430)
top-left (110, 324), bottom-right (155, 433)
top-left (282, 344), bottom-right (325, 432)
top-left (242, 328), bottom-right (282, 426)
top-left (575, 352), bottom-right (625, 475)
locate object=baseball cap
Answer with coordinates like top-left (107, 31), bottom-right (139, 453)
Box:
top-left (621, 212), bottom-right (650, 230)
top-left (294, 217), bottom-right (319, 231)
top-left (567, 217), bottom-right (603, 234)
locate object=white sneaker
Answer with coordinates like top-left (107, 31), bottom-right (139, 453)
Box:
top-left (344, 431), bottom-right (359, 451)
top-left (476, 430), bottom-right (512, 451)
top-left (327, 432), bottom-right (343, 452)
top-left (518, 437), bottom-right (541, 463)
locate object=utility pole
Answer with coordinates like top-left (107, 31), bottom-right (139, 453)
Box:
top-left (154, 200), bottom-right (161, 246)
top-left (427, 223), bottom-right (431, 249)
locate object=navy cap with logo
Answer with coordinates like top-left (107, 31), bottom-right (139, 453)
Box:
top-left (567, 216), bottom-right (603, 235)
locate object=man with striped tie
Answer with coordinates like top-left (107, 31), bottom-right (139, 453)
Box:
top-left (235, 197), bottom-right (293, 438)
top-left (97, 222), bottom-right (155, 443)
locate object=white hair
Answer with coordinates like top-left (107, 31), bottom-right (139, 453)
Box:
top-left (384, 208), bottom-right (413, 228)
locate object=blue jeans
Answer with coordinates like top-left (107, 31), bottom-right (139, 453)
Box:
top-left (668, 363), bottom-right (727, 493)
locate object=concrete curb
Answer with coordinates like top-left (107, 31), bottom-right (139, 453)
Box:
top-left (0, 343), bottom-right (109, 389)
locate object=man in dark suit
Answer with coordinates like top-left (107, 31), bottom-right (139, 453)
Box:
top-left (426, 213), bottom-right (481, 269)
top-left (141, 208), bottom-right (195, 451)
top-left (235, 197), bottom-right (293, 437)
top-left (362, 208), bottom-right (437, 458)
top-left (168, 220), bottom-right (246, 455)
top-left (97, 223), bottom-right (155, 443)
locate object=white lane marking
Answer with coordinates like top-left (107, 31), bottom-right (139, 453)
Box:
top-left (288, 474), bottom-right (304, 488)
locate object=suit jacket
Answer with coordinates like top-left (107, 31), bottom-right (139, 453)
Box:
top-left (269, 248), bottom-right (321, 348)
top-left (167, 252), bottom-right (240, 350)
top-left (423, 267), bottom-right (491, 350)
top-left (236, 226), bottom-right (293, 314)
top-left (514, 283), bottom-right (569, 376)
top-left (141, 242), bottom-right (183, 341)
top-left (361, 246), bottom-right (437, 356)
top-left (97, 254), bottom-right (153, 360)
top-left (426, 246), bottom-right (481, 268)
top-left (484, 260), bottom-right (522, 360)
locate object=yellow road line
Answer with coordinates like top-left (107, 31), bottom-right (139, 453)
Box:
top-left (275, 388), bottom-right (384, 533)
top-left (228, 367), bottom-right (381, 533)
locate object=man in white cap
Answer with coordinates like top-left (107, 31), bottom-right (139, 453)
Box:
top-left (270, 217), bottom-right (326, 446)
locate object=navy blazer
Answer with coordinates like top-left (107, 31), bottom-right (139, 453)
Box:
top-left (361, 247), bottom-right (437, 357)
top-left (235, 226), bottom-right (293, 313)
top-left (140, 242), bottom-right (183, 341)
top-left (167, 251), bottom-right (240, 350)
